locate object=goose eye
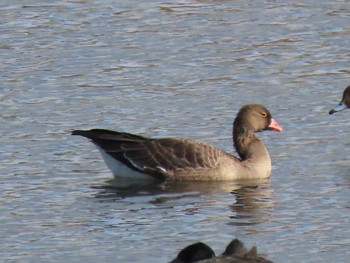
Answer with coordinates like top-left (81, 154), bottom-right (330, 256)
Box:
top-left (261, 112), bottom-right (268, 118)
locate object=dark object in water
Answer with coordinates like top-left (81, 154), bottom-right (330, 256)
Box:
top-left (170, 238), bottom-right (274, 263)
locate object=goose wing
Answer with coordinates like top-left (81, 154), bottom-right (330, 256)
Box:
top-left (72, 129), bottom-right (230, 179)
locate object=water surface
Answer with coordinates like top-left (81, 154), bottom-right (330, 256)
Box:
top-left (1, 0), bottom-right (350, 262)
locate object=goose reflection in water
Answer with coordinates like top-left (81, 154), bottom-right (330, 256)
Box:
top-left (93, 178), bottom-right (274, 224)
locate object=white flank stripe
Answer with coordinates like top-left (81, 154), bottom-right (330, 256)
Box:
top-left (96, 146), bottom-right (153, 180)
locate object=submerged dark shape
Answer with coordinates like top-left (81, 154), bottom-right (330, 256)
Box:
top-left (170, 238), bottom-right (274, 263)
top-left (72, 104), bottom-right (282, 181)
top-left (170, 242), bottom-right (215, 263)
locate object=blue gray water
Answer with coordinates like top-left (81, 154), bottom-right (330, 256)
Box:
top-left (1, 0), bottom-right (350, 262)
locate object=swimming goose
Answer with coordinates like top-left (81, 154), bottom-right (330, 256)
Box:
top-left (72, 104), bottom-right (282, 181)
top-left (329, 85), bottom-right (350, 114)
top-left (170, 238), bottom-right (274, 263)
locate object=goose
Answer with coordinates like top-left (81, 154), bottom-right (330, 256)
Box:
top-left (170, 238), bottom-right (274, 263)
top-left (72, 104), bottom-right (282, 181)
top-left (329, 85), bottom-right (350, 114)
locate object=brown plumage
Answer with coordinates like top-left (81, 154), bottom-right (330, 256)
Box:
top-left (329, 85), bottom-right (350, 114)
top-left (72, 104), bottom-right (282, 181)
top-left (170, 238), bottom-right (274, 263)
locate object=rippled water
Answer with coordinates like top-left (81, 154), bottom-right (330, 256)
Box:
top-left (1, 0), bottom-right (350, 262)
